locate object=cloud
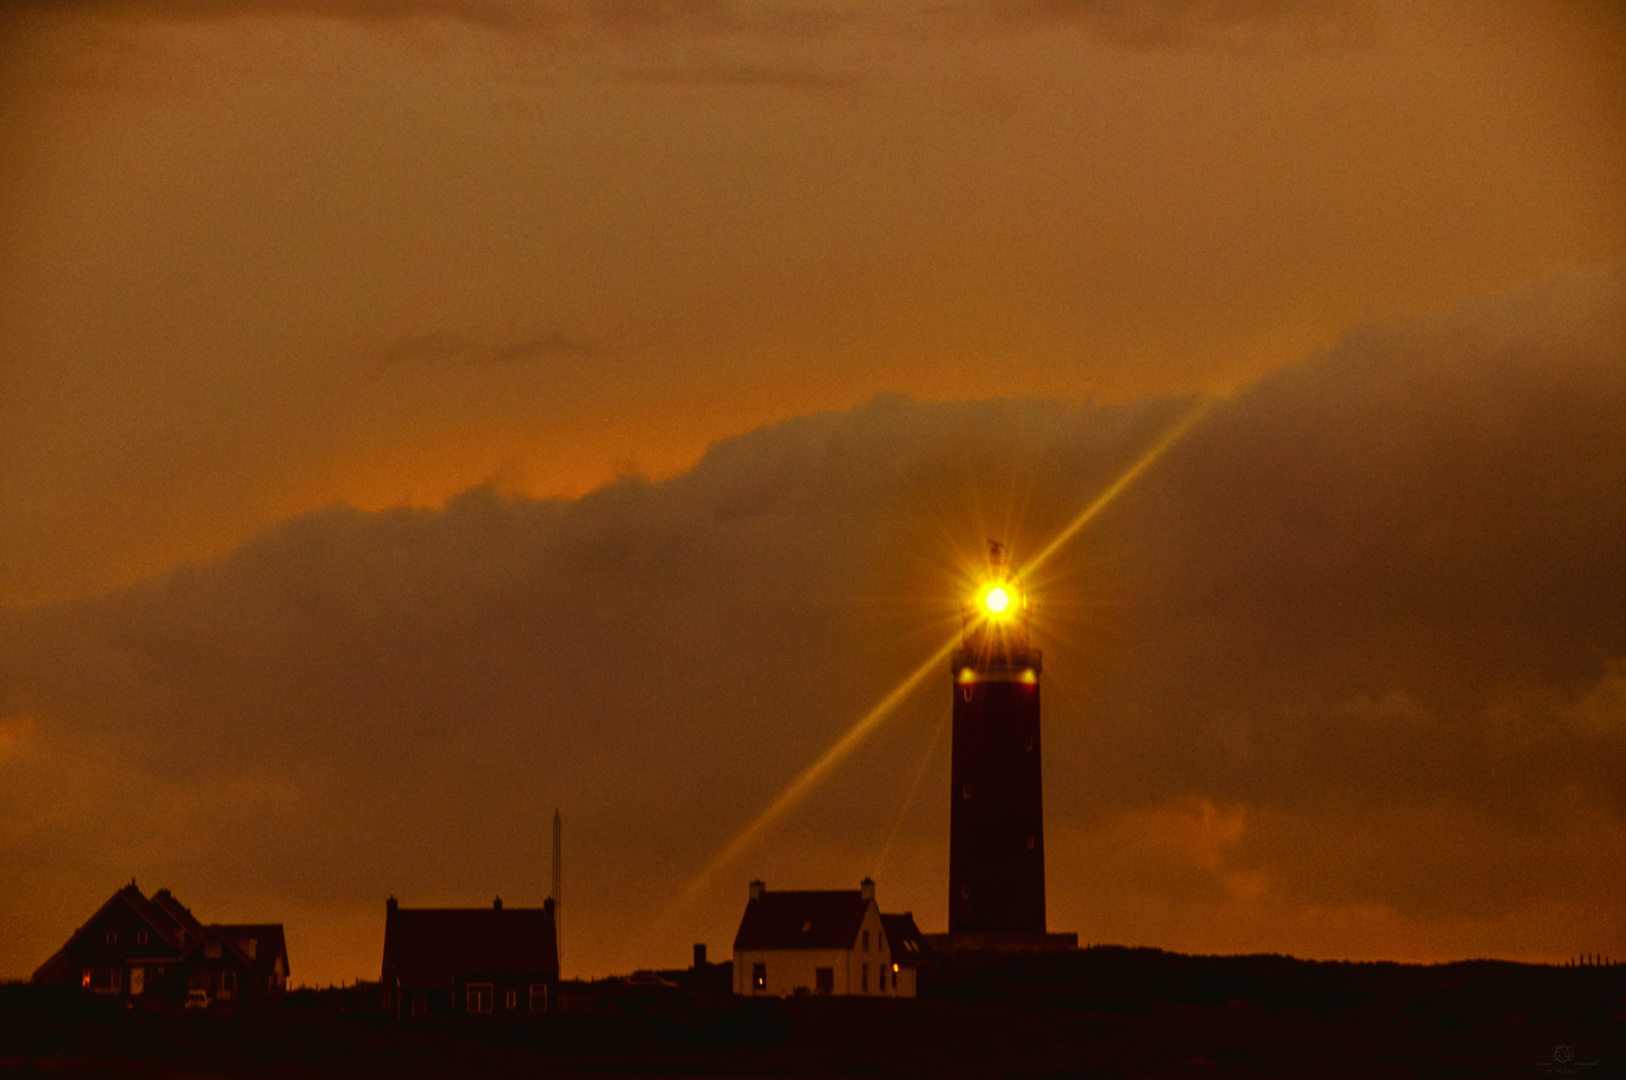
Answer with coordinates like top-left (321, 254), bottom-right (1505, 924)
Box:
top-left (376, 331), bottom-right (598, 373)
top-left (1008, 0), bottom-right (1383, 49)
top-left (1, 0), bottom-right (1385, 55)
top-left (2, 265), bottom-right (1623, 982)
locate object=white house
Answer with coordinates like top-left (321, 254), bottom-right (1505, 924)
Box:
top-left (731, 878), bottom-right (920, 997)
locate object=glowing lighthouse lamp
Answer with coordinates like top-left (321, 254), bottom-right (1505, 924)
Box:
top-left (957, 543), bottom-right (1036, 684)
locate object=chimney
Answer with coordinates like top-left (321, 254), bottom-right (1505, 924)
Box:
top-left (386, 896), bottom-right (398, 914)
top-left (749, 880), bottom-right (766, 901)
top-left (494, 897), bottom-right (502, 910)
top-left (693, 944), bottom-right (707, 969)
top-left (860, 878), bottom-right (875, 902)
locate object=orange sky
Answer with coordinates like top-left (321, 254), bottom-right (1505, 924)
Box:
top-left (1, 1), bottom-right (1624, 985)
top-left (3, 0), bottom-right (1621, 606)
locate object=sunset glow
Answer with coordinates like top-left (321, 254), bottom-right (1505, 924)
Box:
top-left (1, 1), bottom-right (1621, 990)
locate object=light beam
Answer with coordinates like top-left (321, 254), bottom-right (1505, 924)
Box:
top-left (1020, 398), bottom-right (1213, 579)
top-left (675, 397), bottom-right (1212, 907)
top-left (677, 636), bottom-right (960, 908)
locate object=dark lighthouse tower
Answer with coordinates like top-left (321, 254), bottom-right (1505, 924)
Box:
top-left (948, 542), bottom-right (1046, 935)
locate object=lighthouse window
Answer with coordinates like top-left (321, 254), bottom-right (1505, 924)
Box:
top-left (1027, 835), bottom-right (1036, 849)
top-left (961, 785), bottom-right (970, 799)
top-left (961, 885), bottom-right (970, 899)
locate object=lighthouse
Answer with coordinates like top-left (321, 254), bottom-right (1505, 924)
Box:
top-left (947, 542), bottom-right (1046, 935)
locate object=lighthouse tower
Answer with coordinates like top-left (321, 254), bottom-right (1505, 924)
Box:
top-left (947, 542), bottom-right (1046, 934)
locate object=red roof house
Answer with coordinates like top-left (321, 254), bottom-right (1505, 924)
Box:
top-left (381, 896), bottom-right (559, 1019)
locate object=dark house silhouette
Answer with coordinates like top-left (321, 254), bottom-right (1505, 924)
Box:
top-left (382, 896), bottom-right (558, 1019)
top-left (31, 881), bottom-right (289, 1007)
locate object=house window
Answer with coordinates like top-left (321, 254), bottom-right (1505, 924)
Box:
top-left (84, 968), bottom-right (121, 993)
top-left (130, 967), bottom-right (145, 995)
top-left (410, 994), bottom-right (427, 1018)
top-left (814, 968), bottom-right (833, 995)
top-left (136, 931), bottom-right (148, 945)
top-left (505, 989), bottom-right (517, 1010)
top-left (529, 984), bottom-right (548, 1012)
top-left (751, 963), bottom-right (766, 992)
top-left (204, 941), bottom-right (222, 959)
top-left (106, 931), bottom-right (118, 945)
top-left (218, 971), bottom-right (237, 1001)
top-left (861, 930), bottom-right (869, 952)
top-left (861, 964), bottom-right (868, 992)
top-left (466, 983), bottom-right (494, 1014)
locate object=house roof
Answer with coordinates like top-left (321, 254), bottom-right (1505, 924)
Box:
top-left (181, 924), bottom-right (290, 974)
top-left (151, 889), bottom-right (204, 938)
top-left (732, 889), bottom-right (872, 951)
top-left (31, 883), bottom-right (195, 981)
top-left (382, 904), bottom-right (558, 980)
top-left (880, 913), bottom-right (929, 967)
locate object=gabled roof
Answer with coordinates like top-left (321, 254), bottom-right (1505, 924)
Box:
top-left (116, 885), bottom-right (191, 948)
top-left (151, 889), bottom-right (203, 938)
top-left (182, 924), bottom-right (290, 975)
top-left (382, 903), bottom-right (558, 980)
top-left (219, 924), bottom-right (287, 973)
top-left (31, 883), bottom-right (189, 981)
top-left (880, 913), bottom-right (929, 966)
top-left (733, 889), bottom-right (872, 951)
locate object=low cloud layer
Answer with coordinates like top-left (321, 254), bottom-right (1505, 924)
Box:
top-left (3, 266), bottom-right (1623, 982)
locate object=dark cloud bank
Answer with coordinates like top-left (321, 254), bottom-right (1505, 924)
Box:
top-left (3, 266), bottom-right (1623, 981)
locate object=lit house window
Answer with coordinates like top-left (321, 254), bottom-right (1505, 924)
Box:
top-left (751, 963), bottom-right (766, 992)
top-left (85, 968), bottom-right (121, 993)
